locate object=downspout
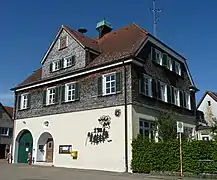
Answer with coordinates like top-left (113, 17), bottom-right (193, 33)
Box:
top-left (123, 61), bottom-right (128, 172)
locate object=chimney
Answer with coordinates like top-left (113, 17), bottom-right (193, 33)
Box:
top-left (96, 19), bottom-right (112, 38)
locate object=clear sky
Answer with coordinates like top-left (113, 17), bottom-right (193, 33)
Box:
top-left (0, 0), bottom-right (216, 106)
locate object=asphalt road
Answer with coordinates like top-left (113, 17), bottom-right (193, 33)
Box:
top-left (0, 159), bottom-right (211, 180)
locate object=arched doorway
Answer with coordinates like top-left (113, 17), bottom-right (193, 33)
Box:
top-left (36, 132), bottom-right (54, 163)
top-left (17, 130), bottom-right (33, 163)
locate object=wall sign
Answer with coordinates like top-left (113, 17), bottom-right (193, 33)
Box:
top-left (59, 145), bottom-right (72, 154)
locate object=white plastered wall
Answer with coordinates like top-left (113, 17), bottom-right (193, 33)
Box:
top-left (12, 105), bottom-right (130, 172)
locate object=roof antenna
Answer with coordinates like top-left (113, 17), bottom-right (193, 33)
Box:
top-left (151, 0), bottom-right (162, 37)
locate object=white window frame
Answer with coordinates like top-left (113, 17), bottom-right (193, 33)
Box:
top-left (139, 119), bottom-right (155, 139)
top-left (174, 88), bottom-right (180, 106)
top-left (52, 61), bottom-right (60, 72)
top-left (65, 83), bottom-right (76, 102)
top-left (167, 56), bottom-right (172, 70)
top-left (155, 49), bottom-right (162, 65)
top-left (103, 72), bottom-right (116, 96)
top-left (143, 74), bottom-right (152, 97)
top-left (20, 93), bottom-right (28, 110)
top-left (0, 127), bottom-right (9, 136)
top-left (64, 56), bottom-right (74, 68)
top-left (46, 87), bottom-right (56, 105)
top-left (160, 82), bottom-right (167, 102)
top-left (175, 61), bottom-right (181, 75)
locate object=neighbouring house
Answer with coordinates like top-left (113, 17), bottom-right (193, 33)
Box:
top-left (11, 20), bottom-right (199, 172)
top-left (197, 91), bottom-right (217, 140)
top-left (0, 103), bottom-right (13, 159)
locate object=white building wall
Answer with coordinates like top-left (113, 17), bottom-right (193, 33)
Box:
top-left (198, 94), bottom-right (217, 126)
top-left (13, 105), bottom-right (130, 172)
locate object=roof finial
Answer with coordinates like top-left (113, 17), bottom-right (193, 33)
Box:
top-left (151, 0), bottom-right (162, 37)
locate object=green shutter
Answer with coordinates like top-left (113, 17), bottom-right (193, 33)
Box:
top-left (151, 47), bottom-right (156, 61)
top-left (17, 95), bottom-right (21, 110)
top-left (55, 87), bottom-right (59, 103)
top-left (179, 91), bottom-right (184, 107)
top-left (140, 74), bottom-right (144, 94)
top-left (42, 90), bottom-right (47, 106)
top-left (49, 63), bottom-right (53, 72)
top-left (152, 79), bottom-right (157, 98)
top-left (97, 76), bottom-right (103, 96)
top-left (116, 72), bottom-right (122, 93)
top-left (171, 87), bottom-right (175, 104)
top-left (162, 53), bottom-right (168, 66)
top-left (75, 83), bottom-right (80, 100)
top-left (157, 81), bottom-right (161, 99)
top-left (167, 86), bottom-right (171, 103)
top-left (27, 94), bottom-right (31, 109)
top-left (61, 85), bottom-right (65, 103)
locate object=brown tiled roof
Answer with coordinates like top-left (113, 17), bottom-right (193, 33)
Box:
top-left (14, 23), bottom-right (148, 89)
top-left (17, 68), bottom-right (42, 87)
top-left (4, 106), bottom-right (13, 117)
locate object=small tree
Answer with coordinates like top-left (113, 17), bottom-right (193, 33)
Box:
top-left (155, 111), bottom-right (177, 141)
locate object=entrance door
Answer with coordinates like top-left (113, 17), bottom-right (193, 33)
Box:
top-left (18, 131), bottom-right (33, 163)
top-left (0, 144), bottom-right (6, 159)
top-left (46, 138), bottom-right (53, 162)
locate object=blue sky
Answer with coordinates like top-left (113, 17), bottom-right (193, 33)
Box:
top-left (0, 0), bottom-right (216, 106)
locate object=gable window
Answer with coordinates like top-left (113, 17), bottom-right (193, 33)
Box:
top-left (53, 61), bottom-right (60, 72)
top-left (175, 61), bottom-right (181, 75)
top-left (208, 101), bottom-right (211, 106)
top-left (142, 74), bottom-right (152, 97)
top-left (47, 87), bottom-right (56, 105)
top-left (58, 36), bottom-right (68, 50)
top-left (139, 119), bottom-right (154, 139)
top-left (64, 56), bottom-right (75, 68)
top-left (65, 83), bottom-right (76, 102)
top-left (0, 127), bottom-right (9, 136)
top-left (160, 82), bottom-right (167, 102)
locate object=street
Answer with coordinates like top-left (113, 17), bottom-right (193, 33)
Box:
top-left (0, 160), bottom-right (212, 180)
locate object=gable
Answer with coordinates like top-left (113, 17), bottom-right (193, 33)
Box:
top-left (41, 28), bottom-right (87, 79)
top-left (0, 104), bottom-right (13, 126)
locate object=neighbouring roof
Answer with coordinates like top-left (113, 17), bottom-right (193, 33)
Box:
top-left (4, 106), bottom-right (13, 117)
top-left (197, 91), bottom-right (217, 109)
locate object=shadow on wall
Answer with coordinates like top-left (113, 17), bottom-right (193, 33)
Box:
top-left (85, 115), bottom-right (112, 145)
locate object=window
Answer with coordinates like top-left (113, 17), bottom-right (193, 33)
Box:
top-left (174, 88), bottom-right (180, 106)
top-left (142, 74), bottom-right (152, 97)
top-left (186, 93), bottom-right (191, 110)
top-left (20, 94), bottom-right (29, 110)
top-left (64, 56), bottom-right (75, 68)
top-left (208, 101), bottom-right (211, 106)
top-left (139, 119), bottom-right (154, 139)
top-left (58, 36), bottom-right (68, 50)
top-left (53, 61), bottom-right (60, 71)
top-left (65, 83), bottom-right (76, 102)
top-left (155, 49), bottom-right (162, 64)
top-left (103, 73), bottom-right (116, 95)
top-left (160, 82), bottom-right (167, 102)
top-left (175, 61), bottom-right (181, 75)
top-left (47, 88), bottom-right (56, 105)
top-left (0, 127), bottom-right (9, 136)
top-left (167, 56), bottom-right (172, 70)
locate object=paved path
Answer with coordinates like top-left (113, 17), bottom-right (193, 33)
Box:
top-left (0, 159), bottom-right (212, 180)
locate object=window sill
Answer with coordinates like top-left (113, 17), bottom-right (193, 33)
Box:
top-left (45, 103), bottom-right (58, 107)
top-left (18, 108), bottom-right (29, 111)
top-left (102, 92), bottom-right (122, 96)
top-left (62, 99), bottom-right (78, 104)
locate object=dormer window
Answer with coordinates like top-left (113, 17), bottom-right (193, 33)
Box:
top-left (175, 61), bottom-right (181, 75)
top-left (58, 36), bottom-right (68, 50)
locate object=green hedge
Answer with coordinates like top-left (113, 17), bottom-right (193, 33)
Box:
top-left (131, 135), bottom-right (217, 174)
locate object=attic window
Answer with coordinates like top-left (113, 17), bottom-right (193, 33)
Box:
top-left (208, 101), bottom-right (211, 106)
top-left (58, 36), bottom-right (68, 50)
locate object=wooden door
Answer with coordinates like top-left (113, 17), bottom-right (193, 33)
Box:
top-left (46, 138), bottom-right (53, 162)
